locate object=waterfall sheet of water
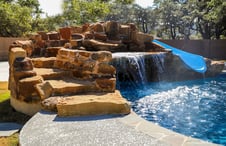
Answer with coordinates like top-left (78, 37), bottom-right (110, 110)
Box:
top-left (151, 53), bottom-right (166, 81)
top-left (112, 53), bottom-right (147, 84)
top-left (112, 52), bottom-right (166, 88)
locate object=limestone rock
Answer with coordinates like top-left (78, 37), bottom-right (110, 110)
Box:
top-left (59, 27), bottom-right (71, 40)
top-left (70, 34), bottom-right (84, 49)
top-left (13, 57), bottom-right (33, 71)
top-left (34, 68), bottom-right (72, 80)
top-left (48, 79), bottom-right (97, 96)
top-left (14, 40), bottom-right (34, 57)
top-left (128, 23), bottom-right (137, 31)
top-left (47, 31), bottom-right (60, 40)
top-left (37, 31), bottom-right (48, 40)
top-left (17, 76), bottom-right (43, 99)
top-left (9, 47), bottom-right (27, 66)
top-left (105, 21), bottom-right (120, 40)
top-left (71, 26), bottom-right (83, 33)
top-left (83, 39), bottom-right (124, 51)
top-left (70, 40), bottom-right (82, 48)
top-left (97, 63), bottom-right (116, 75)
top-left (131, 32), bottom-right (154, 51)
top-left (82, 23), bottom-right (90, 32)
top-left (94, 32), bottom-right (107, 41)
top-left (46, 40), bottom-right (61, 47)
top-left (71, 33), bottom-right (84, 40)
top-left (78, 50), bottom-right (92, 58)
top-left (10, 97), bottom-right (42, 116)
top-left (45, 47), bottom-right (63, 57)
top-left (57, 90), bottom-right (131, 117)
top-left (205, 59), bottom-right (224, 77)
top-left (32, 57), bottom-right (56, 68)
top-left (14, 70), bottom-right (37, 83)
top-left (95, 78), bottom-right (116, 92)
top-left (119, 25), bottom-right (131, 42)
top-left (41, 96), bottom-right (64, 112)
top-left (84, 31), bottom-right (94, 39)
top-left (72, 70), bottom-right (92, 79)
top-left (64, 43), bottom-right (72, 49)
top-left (81, 60), bottom-right (96, 73)
top-left (35, 82), bottom-right (53, 100)
top-left (90, 22), bottom-right (105, 32)
top-left (91, 51), bottom-right (112, 62)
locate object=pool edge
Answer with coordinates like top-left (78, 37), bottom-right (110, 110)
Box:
top-left (118, 111), bottom-right (220, 146)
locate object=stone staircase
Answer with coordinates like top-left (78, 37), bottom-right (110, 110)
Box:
top-left (9, 47), bottom-right (130, 116)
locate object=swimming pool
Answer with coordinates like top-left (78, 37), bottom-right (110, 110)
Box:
top-left (119, 74), bottom-right (226, 145)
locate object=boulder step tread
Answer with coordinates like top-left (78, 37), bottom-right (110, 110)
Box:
top-left (56, 90), bottom-right (130, 116)
top-left (47, 79), bottom-right (96, 96)
top-left (34, 68), bottom-right (71, 80)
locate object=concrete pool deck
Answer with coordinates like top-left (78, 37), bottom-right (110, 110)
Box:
top-left (19, 111), bottom-right (218, 146)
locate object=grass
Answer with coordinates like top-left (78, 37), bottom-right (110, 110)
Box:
top-left (0, 82), bottom-right (31, 146)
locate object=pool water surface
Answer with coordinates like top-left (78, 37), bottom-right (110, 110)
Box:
top-left (119, 74), bottom-right (226, 145)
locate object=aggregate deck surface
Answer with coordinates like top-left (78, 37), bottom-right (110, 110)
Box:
top-left (20, 111), bottom-right (218, 146)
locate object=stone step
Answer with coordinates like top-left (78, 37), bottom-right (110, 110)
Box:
top-left (32, 57), bottom-right (56, 68)
top-left (34, 68), bottom-right (71, 80)
top-left (47, 78), bottom-right (97, 96)
top-left (55, 91), bottom-right (130, 116)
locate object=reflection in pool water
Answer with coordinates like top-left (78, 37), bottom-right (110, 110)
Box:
top-left (119, 74), bottom-right (226, 145)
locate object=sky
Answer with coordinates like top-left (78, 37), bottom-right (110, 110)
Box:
top-left (38, 0), bottom-right (154, 17)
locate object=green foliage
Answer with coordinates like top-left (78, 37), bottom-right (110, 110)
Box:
top-left (0, 2), bottom-right (32, 37)
top-left (0, 0), bottom-right (225, 39)
top-left (36, 15), bottom-right (66, 31)
top-left (63, 0), bottom-right (110, 25)
top-left (153, 0), bottom-right (226, 39)
top-left (114, 0), bottom-right (134, 4)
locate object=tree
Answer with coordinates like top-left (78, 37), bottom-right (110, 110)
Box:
top-left (38, 15), bottom-right (66, 31)
top-left (17, 0), bottom-right (44, 31)
top-left (204, 0), bottom-right (226, 39)
top-left (63, 0), bottom-right (110, 25)
top-left (153, 0), bottom-right (226, 39)
top-left (0, 2), bottom-right (32, 37)
top-left (154, 0), bottom-right (182, 39)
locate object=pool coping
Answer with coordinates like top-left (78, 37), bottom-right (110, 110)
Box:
top-left (120, 111), bottom-right (220, 146)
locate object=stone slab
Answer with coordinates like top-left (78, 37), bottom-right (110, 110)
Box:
top-left (32, 57), bottom-right (56, 68)
top-left (48, 78), bottom-right (96, 96)
top-left (34, 68), bottom-right (71, 80)
top-left (56, 90), bottom-right (130, 116)
top-left (0, 122), bottom-right (22, 136)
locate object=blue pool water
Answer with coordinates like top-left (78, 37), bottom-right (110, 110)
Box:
top-left (119, 74), bottom-right (226, 145)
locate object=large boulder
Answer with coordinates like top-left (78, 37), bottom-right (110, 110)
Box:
top-left (9, 47), bottom-right (27, 66)
top-left (56, 91), bottom-right (130, 117)
top-left (205, 59), bottom-right (224, 77)
top-left (32, 57), bottom-right (56, 68)
top-left (105, 21), bottom-right (120, 40)
top-left (83, 39), bottom-right (126, 51)
top-left (14, 40), bottom-right (34, 57)
top-left (17, 75), bottom-right (43, 102)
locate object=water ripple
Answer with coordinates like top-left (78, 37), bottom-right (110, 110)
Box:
top-left (121, 75), bottom-right (226, 145)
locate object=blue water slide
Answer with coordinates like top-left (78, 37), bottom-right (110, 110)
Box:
top-left (152, 39), bottom-right (207, 73)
